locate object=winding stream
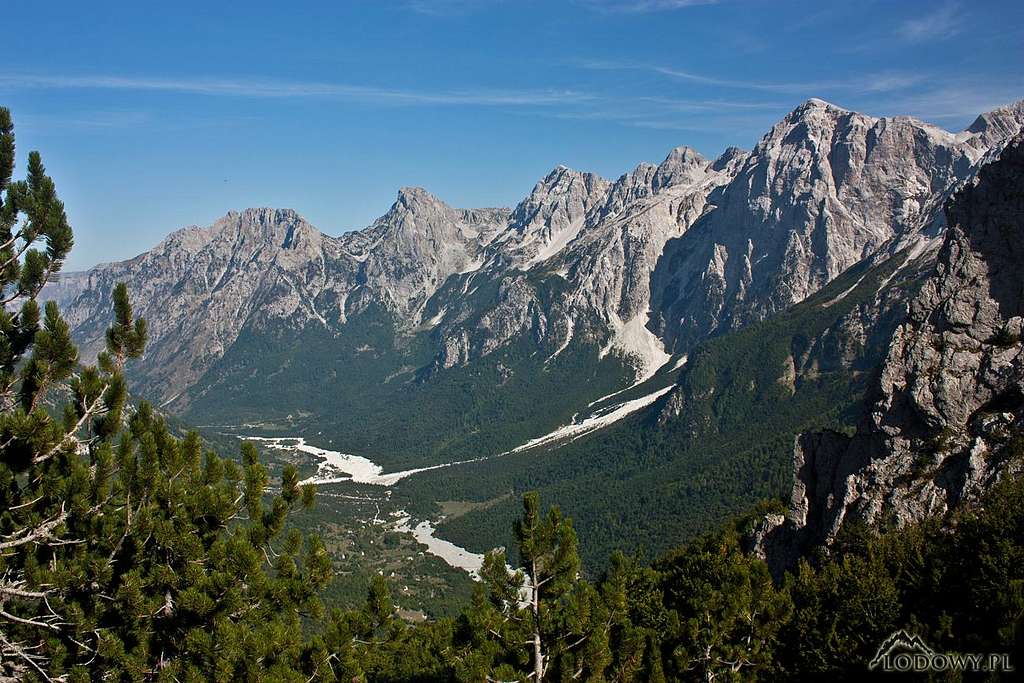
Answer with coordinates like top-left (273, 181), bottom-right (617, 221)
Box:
top-left (243, 436), bottom-right (490, 575)
top-left (241, 377), bottom-right (678, 577)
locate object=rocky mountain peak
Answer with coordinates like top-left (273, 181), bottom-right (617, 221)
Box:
top-left (213, 208), bottom-right (315, 247)
top-left (375, 187), bottom-right (508, 244)
top-left (150, 208), bottom-right (322, 264)
top-left (365, 186), bottom-right (488, 250)
top-left (528, 165), bottom-right (607, 201)
top-left (800, 96), bottom-right (847, 111)
top-left (545, 163), bottom-right (571, 177)
top-left (654, 146), bottom-right (709, 190)
top-left (767, 98), bottom-right (872, 150)
top-left (381, 186), bottom-right (453, 224)
top-left (44, 99), bottom-right (1024, 424)
top-left (784, 97), bottom-right (859, 123)
top-left (651, 97), bottom-right (1014, 355)
top-left (710, 146), bottom-right (748, 173)
top-left (757, 132), bottom-right (1024, 575)
top-left (395, 185), bottom-right (442, 209)
top-left (495, 165), bottom-right (612, 268)
top-left (346, 186), bottom-right (510, 316)
top-left (966, 99), bottom-right (1024, 148)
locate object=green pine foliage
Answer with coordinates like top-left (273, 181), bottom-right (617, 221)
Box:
top-left (0, 107), bottom-right (330, 682)
top-left (453, 492), bottom-right (611, 681)
top-left (327, 478), bottom-right (1024, 681)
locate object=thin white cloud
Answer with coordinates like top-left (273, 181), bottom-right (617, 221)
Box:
top-left (859, 81), bottom-right (1024, 123)
top-left (546, 94), bottom-right (784, 135)
top-left (36, 110), bottom-right (154, 129)
top-left (898, 1), bottom-right (962, 42)
top-left (573, 58), bottom-right (1023, 125)
top-left (405, 0), bottom-right (717, 14)
top-left (577, 59), bottom-right (922, 95)
top-left (7, 70), bottom-right (1015, 138)
top-left (0, 73), bottom-right (591, 107)
top-left (404, 0), bottom-right (502, 16)
top-left (577, 0), bottom-right (718, 12)
top-left (633, 96), bottom-right (784, 111)
top-left (0, 70), bottom-right (790, 134)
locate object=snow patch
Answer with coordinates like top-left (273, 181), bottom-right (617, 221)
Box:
top-left (423, 307), bottom-right (447, 329)
top-left (247, 437), bottom-right (388, 484)
top-left (457, 259), bottom-right (484, 275)
top-left (587, 354), bottom-right (686, 408)
top-left (159, 391), bottom-right (184, 409)
top-left (510, 384), bottom-right (674, 454)
top-left (903, 233), bottom-right (943, 263)
top-left (339, 234), bottom-right (386, 263)
top-left (821, 273), bottom-right (870, 307)
top-left (336, 292), bottom-right (349, 324)
top-left (671, 353), bottom-right (689, 371)
top-left (244, 436), bottom-right (488, 487)
top-left (876, 234), bottom-right (944, 293)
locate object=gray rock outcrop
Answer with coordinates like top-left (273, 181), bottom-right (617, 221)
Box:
top-left (759, 133), bottom-right (1024, 574)
top-left (650, 99), bottom-right (1019, 354)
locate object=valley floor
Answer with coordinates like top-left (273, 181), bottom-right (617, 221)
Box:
top-left (209, 373), bottom-right (683, 616)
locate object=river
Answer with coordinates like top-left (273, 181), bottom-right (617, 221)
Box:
top-left (240, 378), bottom-right (675, 577)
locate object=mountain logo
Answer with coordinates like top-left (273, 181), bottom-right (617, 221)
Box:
top-left (869, 630), bottom-right (936, 670)
top-left (869, 630), bottom-right (1014, 673)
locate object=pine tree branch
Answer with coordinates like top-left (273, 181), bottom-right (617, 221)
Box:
top-left (0, 262), bottom-right (59, 307)
top-left (0, 630), bottom-right (57, 683)
top-left (0, 239), bottom-right (32, 278)
top-left (33, 388), bottom-right (107, 465)
top-left (0, 507), bottom-right (69, 550)
top-left (0, 607), bottom-right (61, 631)
top-left (0, 583), bottom-right (51, 599)
top-left (7, 495), bottom-right (43, 511)
top-left (0, 228), bottom-right (24, 252)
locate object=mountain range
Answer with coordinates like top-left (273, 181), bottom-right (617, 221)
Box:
top-left (46, 97), bottom-right (1024, 568)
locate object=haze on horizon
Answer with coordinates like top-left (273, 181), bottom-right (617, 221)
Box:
top-left (2, 0), bottom-right (1022, 270)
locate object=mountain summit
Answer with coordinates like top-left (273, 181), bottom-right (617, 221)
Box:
top-left (650, 98), bottom-right (1020, 353)
top-left (46, 100), bottom-right (1024, 454)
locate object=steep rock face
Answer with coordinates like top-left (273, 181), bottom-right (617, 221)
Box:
top-left (760, 134), bottom-right (1024, 573)
top-left (52, 196), bottom-right (510, 406)
top-left (430, 166), bottom-right (614, 367)
top-left (566, 146), bottom-right (744, 324)
top-left (651, 99), bottom-right (1023, 355)
top-left (966, 100), bottom-right (1024, 150)
top-left (58, 208), bottom-right (347, 403)
top-left (490, 166), bottom-right (611, 270)
top-left (555, 146), bottom-right (745, 376)
top-left (434, 146), bottom-right (746, 377)
top-left (347, 187), bottom-right (509, 316)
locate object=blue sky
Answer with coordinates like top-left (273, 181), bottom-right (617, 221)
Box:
top-left (2, 0), bottom-right (1022, 270)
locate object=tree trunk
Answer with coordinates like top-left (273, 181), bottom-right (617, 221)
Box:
top-left (532, 561), bottom-right (544, 681)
